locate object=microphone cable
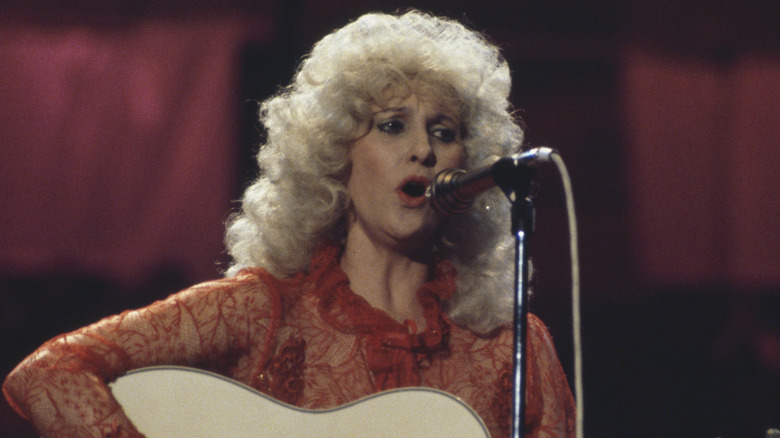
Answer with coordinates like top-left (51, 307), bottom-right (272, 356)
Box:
top-left (428, 147), bottom-right (585, 437)
top-left (549, 150), bottom-right (584, 438)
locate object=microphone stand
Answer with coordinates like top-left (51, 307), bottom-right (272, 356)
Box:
top-left (491, 157), bottom-right (537, 438)
top-left (428, 148), bottom-right (552, 437)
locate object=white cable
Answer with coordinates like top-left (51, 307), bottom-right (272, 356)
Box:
top-left (550, 151), bottom-right (584, 438)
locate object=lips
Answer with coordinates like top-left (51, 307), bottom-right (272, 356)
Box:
top-left (395, 175), bottom-right (431, 208)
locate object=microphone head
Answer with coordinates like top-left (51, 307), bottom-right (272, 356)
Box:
top-left (426, 168), bottom-right (472, 216)
top-left (426, 147), bottom-right (557, 216)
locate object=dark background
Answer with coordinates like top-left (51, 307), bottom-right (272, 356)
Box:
top-left (1, 1), bottom-right (778, 436)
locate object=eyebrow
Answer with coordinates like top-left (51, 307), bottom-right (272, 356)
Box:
top-left (373, 106), bottom-right (458, 124)
top-left (430, 113), bottom-right (458, 125)
top-left (372, 106), bottom-right (410, 116)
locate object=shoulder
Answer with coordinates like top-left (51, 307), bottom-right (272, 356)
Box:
top-left (525, 313), bottom-right (564, 365)
top-left (474, 314), bottom-right (575, 436)
top-left (147, 268), bottom-right (290, 336)
top-left (177, 268), bottom-right (284, 305)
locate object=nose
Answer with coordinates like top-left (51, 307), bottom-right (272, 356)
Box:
top-left (409, 127), bottom-right (437, 168)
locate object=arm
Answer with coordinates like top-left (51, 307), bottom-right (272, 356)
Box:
top-left (3, 272), bottom-right (280, 437)
top-left (525, 313), bottom-right (577, 438)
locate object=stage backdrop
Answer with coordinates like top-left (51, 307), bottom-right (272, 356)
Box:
top-left (622, 48), bottom-right (780, 290)
top-left (0, 13), bottom-right (273, 288)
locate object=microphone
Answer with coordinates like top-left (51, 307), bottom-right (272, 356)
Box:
top-left (426, 147), bottom-right (556, 215)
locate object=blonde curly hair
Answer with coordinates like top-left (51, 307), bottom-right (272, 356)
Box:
top-left (225, 10), bottom-right (523, 334)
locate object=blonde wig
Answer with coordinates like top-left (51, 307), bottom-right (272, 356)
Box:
top-left (225, 10), bottom-right (524, 334)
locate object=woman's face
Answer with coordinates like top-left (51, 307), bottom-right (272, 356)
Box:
top-left (346, 92), bottom-right (465, 253)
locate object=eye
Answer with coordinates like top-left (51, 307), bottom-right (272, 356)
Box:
top-left (431, 126), bottom-right (459, 143)
top-left (377, 119), bottom-right (405, 134)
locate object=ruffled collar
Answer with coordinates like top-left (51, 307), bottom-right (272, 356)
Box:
top-left (307, 242), bottom-right (457, 390)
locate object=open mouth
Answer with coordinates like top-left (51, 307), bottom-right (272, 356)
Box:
top-left (401, 180), bottom-right (427, 198)
top-left (396, 176), bottom-right (430, 207)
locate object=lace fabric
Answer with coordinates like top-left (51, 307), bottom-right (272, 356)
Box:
top-left (4, 242), bottom-right (575, 437)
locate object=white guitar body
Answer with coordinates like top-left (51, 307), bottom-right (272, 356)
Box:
top-left (109, 366), bottom-right (490, 437)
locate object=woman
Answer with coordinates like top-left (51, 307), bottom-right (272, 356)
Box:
top-left (3, 10), bottom-right (575, 437)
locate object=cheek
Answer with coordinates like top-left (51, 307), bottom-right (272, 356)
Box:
top-left (440, 145), bottom-right (465, 169)
top-left (349, 139), bottom-right (398, 180)
top-left (347, 144), bottom-right (384, 195)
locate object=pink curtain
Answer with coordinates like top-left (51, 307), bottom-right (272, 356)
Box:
top-left (0, 15), bottom-right (272, 287)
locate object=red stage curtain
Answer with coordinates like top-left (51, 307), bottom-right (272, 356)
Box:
top-left (622, 47), bottom-right (780, 288)
top-left (0, 15), bottom-right (272, 287)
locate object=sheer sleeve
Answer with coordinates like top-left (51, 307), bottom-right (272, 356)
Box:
top-left (524, 313), bottom-right (577, 437)
top-left (2, 272), bottom-right (281, 438)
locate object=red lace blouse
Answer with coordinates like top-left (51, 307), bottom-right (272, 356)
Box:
top-left (4, 243), bottom-right (575, 437)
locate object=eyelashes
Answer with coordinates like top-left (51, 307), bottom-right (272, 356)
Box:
top-left (376, 119), bottom-right (460, 143)
top-left (377, 119), bottom-right (405, 134)
top-left (431, 127), bottom-right (458, 143)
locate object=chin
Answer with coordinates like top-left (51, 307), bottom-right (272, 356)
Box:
top-left (394, 224), bottom-right (439, 249)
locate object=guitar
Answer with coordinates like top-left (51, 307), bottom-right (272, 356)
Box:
top-left (109, 366), bottom-right (490, 437)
